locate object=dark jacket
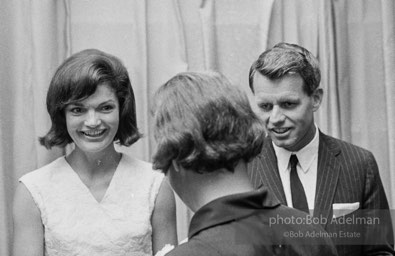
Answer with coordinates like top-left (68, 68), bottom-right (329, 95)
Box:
top-left (248, 132), bottom-right (394, 256)
top-left (167, 188), bottom-right (338, 256)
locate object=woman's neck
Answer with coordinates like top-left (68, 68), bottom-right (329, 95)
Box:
top-left (66, 144), bottom-right (121, 177)
top-left (188, 161), bottom-right (254, 212)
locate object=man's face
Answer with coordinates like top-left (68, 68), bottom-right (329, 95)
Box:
top-left (252, 72), bottom-right (322, 151)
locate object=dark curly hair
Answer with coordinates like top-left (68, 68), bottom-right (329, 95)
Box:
top-left (39, 49), bottom-right (142, 148)
top-left (249, 42), bottom-right (321, 96)
top-left (152, 71), bottom-right (265, 174)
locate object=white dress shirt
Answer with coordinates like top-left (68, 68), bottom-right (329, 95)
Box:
top-left (273, 126), bottom-right (319, 212)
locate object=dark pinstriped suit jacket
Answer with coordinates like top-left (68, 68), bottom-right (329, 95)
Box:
top-left (248, 131), bottom-right (395, 256)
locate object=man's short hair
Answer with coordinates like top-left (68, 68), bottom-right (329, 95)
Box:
top-left (39, 49), bottom-right (141, 148)
top-left (152, 71), bottom-right (265, 174)
top-left (249, 42), bottom-right (321, 95)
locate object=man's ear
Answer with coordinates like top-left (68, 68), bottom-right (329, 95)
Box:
top-left (312, 88), bottom-right (323, 112)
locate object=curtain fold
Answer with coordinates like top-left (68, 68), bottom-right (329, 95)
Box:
top-left (380, 0), bottom-right (395, 204)
top-left (333, 0), bottom-right (394, 205)
top-left (267, 0), bottom-right (317, 51)
top-left (146, 0), bottom-right (188, 153)
top-left (0, 1), bottom-right (67, 255)
top-left (315, 0), bottom-right (341, 138)
top-left (199, 0), bottom-right (218, 70)
top-left (199, 0), bottom-right (274, 93)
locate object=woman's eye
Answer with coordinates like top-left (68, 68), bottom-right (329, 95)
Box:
top-left (70, 107), bottom-right (82, 114)
top-left (101, 105), bottom-right (114, 112)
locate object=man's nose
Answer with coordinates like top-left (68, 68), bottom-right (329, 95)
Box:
top-left (269, 106), bottom-right (285, 124)
top-left (84, 110), bottom-right (101, 127)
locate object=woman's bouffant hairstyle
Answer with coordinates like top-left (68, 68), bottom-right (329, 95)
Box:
top-left (39, 49), bottom-right (142, 148)
top-left (249, 42), bottom-right (321, 96)
top-left (152, 71), bottom-right (265, 174)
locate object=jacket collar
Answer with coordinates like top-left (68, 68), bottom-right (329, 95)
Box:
top-left (252, 137), bottom-right (287, 204)
top-left (313, 131), bottom-right (341, 226)
top-left (188, 188), bottom-right (281, 238)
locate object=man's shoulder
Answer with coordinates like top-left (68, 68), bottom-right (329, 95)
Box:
top-left (319, 132), bottom-right (373, 157)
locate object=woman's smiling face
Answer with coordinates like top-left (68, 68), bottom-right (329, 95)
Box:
top-left (65, 83), bottom-right (119, 153)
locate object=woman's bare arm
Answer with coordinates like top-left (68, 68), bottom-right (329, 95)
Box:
top-left (13, 183), bottom-right (44, 256)
top-left (151, 179), bottom-right (178, 254)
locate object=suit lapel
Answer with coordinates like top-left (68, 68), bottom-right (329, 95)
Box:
top-left (313, 132), bottom-right (341, 227)
top-left (251, 138), bottom-right (287, 205)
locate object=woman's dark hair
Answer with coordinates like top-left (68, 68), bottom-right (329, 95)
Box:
top-left (152, 71), bottom-right (265, 174)
top-left (39, 49), bottom-right (142, 148)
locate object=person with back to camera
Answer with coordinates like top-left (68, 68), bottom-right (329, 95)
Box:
top-left (248, 42), bottom-right (394, 256)
top-left (12, 49), bottom-right (177, 256)
top-left (151, 71), bottom-right (339, 256)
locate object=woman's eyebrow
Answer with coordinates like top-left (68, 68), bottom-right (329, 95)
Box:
top-left (98, 100), bottom-right (116, 106)
top-left (67, 102), bottom-right (84, 107)
top-left (68, 99), bottom-right (116, 107)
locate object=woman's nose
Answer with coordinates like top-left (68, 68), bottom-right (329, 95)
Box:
top-left (84, 110), bottom-right (101, 127)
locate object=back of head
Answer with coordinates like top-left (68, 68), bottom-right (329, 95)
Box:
top-left (249, 42), bottom-right (321, 95)
top-left (152, 71), bottom-right (265, 174)
top-left (39, 49), bottom-right (141, 148)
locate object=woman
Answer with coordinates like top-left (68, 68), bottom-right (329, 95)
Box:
top-left (12, 49), bottom-right (177, 256)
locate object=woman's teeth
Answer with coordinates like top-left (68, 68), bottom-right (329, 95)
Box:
top-left (82, 130), bottom-right (105, 137)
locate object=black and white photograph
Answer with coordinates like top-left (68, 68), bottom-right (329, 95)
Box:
top-left (1, 0), bottom-right (394, 255)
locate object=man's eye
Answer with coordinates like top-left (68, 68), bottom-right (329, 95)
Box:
top-left (282, 102), bottom-right (296, 108)
top-left (259, 103), bottom-right (272, 111)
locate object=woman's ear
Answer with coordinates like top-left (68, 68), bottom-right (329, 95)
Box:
top-left (171, 160), bottom-right (181, 173)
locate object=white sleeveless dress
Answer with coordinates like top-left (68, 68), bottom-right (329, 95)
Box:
top-left (19, 154), bottom-right (164, 256)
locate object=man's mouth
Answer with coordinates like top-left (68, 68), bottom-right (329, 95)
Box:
top-left (270, 127), bottom-right (291, 134)
top-left (81, 129), bottom-right (106, 138)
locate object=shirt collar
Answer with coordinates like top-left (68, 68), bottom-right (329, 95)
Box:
top-left (273, 125), bottom-right (319, 174)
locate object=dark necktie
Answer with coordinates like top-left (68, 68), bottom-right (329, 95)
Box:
top-left (290, 154), bottom-right (309, 213)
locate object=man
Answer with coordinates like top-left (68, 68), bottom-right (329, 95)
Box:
top-left (151, 71), bottom-right (338, 256)
top-left (248, 42), bottom-right (394, 256)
